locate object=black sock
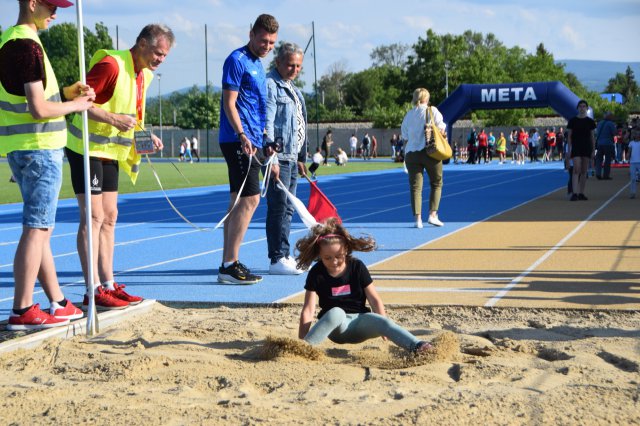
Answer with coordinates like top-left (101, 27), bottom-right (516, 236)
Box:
top-left (55, 299), bottom-right (68, 307)
top-left (12, 305), bottom-right (32, 315)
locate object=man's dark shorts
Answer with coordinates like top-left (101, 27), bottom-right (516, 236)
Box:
top-left (65, 147), bottom-right (119, 195)
top-left (220, 142), bottom-right (264, 197)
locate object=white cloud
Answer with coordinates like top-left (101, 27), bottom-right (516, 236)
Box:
top-left (560, 24), bottom-right (586, 51)
top-left (402, 16), bottom-right (433, 31)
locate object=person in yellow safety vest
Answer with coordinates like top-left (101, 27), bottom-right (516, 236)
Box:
top-left (0, 0), bottom-right (95, 331)
top-left (64, 24), bottom-right (174, 311)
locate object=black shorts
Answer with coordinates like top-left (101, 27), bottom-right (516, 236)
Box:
top-left (220, 142), bottom-right (263, 197)
top-left (65, 147), bottom-right (119, 195)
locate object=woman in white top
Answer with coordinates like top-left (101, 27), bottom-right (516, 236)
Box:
top-left (400, 88), bottom-right (447, 228)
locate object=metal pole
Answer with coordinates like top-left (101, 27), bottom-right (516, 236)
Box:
top-left (76, 0), bottom-right (98, 336)
top-left (445, 60), bottom-right (450, 98)
top-left (158, 73), bottom-right (163, 157)
top-left (116, 25), bottom-right (118, 50)
top-left (205, 24), bottom-right (210, 162)
top-left (312, 21), bottom-right (319, 150)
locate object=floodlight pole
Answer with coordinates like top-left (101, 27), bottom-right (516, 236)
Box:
top-left (205, 24), bottom-right (210, 163)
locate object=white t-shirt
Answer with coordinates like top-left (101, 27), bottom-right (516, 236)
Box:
top-left (312, 152), bottom-right (324, 164)
top-left (350, 136), bottom-right (357, 149)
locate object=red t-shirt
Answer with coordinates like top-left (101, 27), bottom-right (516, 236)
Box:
top-left (518, 132), bottom-right (529, 147)
top-left (87, 52), bottom-right (144, 121)
top-left (547, 132), bottom-right (556, 146)
top-left (477, 132), bottom-right (488, 147)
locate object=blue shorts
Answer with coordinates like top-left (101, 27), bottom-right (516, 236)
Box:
top-left (7, 148), bottom-right (64, 228)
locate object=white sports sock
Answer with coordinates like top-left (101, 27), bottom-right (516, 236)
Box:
top-left (102, 280), bottom-right (115, 290)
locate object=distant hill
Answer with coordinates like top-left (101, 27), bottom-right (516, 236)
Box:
top-left (557, 60), bottom-right (640, 92)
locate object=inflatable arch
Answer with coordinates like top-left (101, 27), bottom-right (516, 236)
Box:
top-left (437, 81), bottom-right (587, 137)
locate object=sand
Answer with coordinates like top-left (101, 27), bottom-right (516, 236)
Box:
top-left (1, 303), bottom-right (639, 425)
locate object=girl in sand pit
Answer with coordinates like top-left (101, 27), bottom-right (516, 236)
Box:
top-left (295, 218), bottom-right (434, 354)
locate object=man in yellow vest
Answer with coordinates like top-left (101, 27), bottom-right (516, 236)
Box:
top-left (65, 24), bottom-right (174, 310)
top-left (0, 0), bottom-right (95, 330)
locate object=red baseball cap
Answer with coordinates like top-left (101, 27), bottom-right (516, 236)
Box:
top-left (44, 0), bottom-right (74, 7)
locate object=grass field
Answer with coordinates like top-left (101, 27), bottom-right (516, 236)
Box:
top-left (0, 157), bottom-right (402, 204)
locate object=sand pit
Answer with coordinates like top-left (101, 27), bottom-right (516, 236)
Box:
top-left (1, 303), bottom-right (639, 425)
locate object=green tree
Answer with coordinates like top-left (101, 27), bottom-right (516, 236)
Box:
top-left (343, 65), bottom-right (406, 115)
top-left (370, 43), bottom-right (410, 68)
top-left (605, 66), bottom-right (639, 106)
top-left (39, 22), bottom-right (113, 88)
top-left (315, 61), bottom-right (350, 110)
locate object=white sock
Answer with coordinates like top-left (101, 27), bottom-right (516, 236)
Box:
top-left (223, 261), bottom-right (235, 268)
top-left (102, 280), bottom-right (115, 290)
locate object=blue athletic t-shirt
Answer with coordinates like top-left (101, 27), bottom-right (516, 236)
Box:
top-left (219, 45), bottom-right (266, 148)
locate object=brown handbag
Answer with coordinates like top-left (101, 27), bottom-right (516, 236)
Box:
top-left (424, 107), bottom-right (452, 161)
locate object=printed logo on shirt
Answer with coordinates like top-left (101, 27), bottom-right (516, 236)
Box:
top-left (331, 284), bottom-right (351, 297)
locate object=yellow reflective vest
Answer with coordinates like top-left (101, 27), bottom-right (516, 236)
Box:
top-left (0, 25), bottom-right (66, 155)
top-left (66, 49), bottom-right (153, 184)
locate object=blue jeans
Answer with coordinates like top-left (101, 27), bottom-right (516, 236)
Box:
top-left (595, 145), bottom-right (615, 178)
top-left (7, 148), bottom-right (63, 228)
top-left (265, 159), bottom-right (297, 262)
top-left (304, 307), bottom-right (422, 352)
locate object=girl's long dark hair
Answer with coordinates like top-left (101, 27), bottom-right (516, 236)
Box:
top-left (295, 218), bottom-right (376, 270)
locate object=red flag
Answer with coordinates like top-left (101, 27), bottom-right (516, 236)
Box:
top-left (307, 181), bottom-right (341, 224)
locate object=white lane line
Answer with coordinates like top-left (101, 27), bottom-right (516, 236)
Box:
top-left (484, 184), bottom-right (629, 307)
top-left (372, 275), bottom-right (513, 281)
top-left (376, 287), bottom-right (504, 293)
top-left (275, 184), bottom-right (564, 304)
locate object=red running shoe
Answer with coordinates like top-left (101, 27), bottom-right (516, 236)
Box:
top-left (83, 286), bottom-right (129, 311)
top-left (50, 299), bottom-right (84, 320)
top-left (109, 283), bottom-right (143, 305)
top-left (6, 304), bottom-right (70, 331)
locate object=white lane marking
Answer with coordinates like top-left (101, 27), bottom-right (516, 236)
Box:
top-left (372, 275), bottom-right (513, 281)
top-left (484, 184), bottom-right (629, 307)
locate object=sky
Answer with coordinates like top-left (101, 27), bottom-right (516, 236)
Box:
top-left (1, 0), bottom-right (639, 97)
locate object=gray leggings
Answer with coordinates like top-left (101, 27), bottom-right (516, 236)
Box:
top-left (304, 307), bottom-right (422, 352)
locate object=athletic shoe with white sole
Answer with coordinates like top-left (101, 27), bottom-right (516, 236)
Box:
top-left (269, 257), bottom-right (304, 275)
top-left (7, 304), bottom-right (69, 331)
top-left (50, 299), bottom-right (84, 320)
top-left (218, 261), bottom-right (262, 284)
top-left (427, 216), bottom-right (444, 227)
top-left (82, 286), bottom-right (129, 311)
top-left (110, 283), bottom-right (143, 305)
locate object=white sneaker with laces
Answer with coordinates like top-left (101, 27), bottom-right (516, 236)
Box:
top-left (285, 256), bottom-right (308, 272)
top-left (427, 215), bottom-right (444, 227)
top-left (415, 218), bottom-right (423, 228)
top-left (269, 257), bottom-right (304, 275)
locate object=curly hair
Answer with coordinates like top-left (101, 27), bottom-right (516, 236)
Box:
top-left (295, 218), bottom-right (376, 270)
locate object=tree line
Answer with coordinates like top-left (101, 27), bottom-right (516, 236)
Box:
top-left (1, 24), bottom-right (637, 129)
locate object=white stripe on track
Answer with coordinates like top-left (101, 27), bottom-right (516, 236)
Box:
top-left (484, 184), bottom-right (629, 307)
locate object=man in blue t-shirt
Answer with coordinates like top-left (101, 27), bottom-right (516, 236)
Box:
top-left (594, 111), bottom-right (617, 180)
top-left (217, 14), bottom-right (279, 285)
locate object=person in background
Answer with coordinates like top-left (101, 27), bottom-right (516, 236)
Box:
top-left (321, 129), bottom-right (333, 165)
top-left (401, 88), bottom-right (446, 229)
top-left (1, 0), bottom-right (95, 330)
top-left (594, 111), bottom-right (616, 180)
top-left (627, 129), bottom-right (640, 199)
top-left (309, 147), bottom-right (323, 179)
top-left (496, 132), bottom-right (506, 164)
top-left (191, 134), bottom-right (200, 162)
top-left (567, 99), bottom-right (596, 201)
top-left (335, 147), bottom-right (348, 166)
top-left (263, 41), bottom-right (308, 275)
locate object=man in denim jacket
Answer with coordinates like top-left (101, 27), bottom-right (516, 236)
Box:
top-left (264, 42), bottom-right (308, 275)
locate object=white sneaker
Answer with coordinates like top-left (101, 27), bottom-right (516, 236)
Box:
top-left (285, 256), bottom-right (308, 272)
top-left (415, 218), bottom-right (423, 228)
top-left (427, 216), bottom-right (444, 227)
top-left (269, 257), bottom-right (304, 275)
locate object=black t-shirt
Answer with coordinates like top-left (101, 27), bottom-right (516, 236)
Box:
top-left (304, 257), bottom-right (372, 318)
top-left (0, 38), bottom-right (46, 96)
top-left (567, 116), bottom-right (596, 156)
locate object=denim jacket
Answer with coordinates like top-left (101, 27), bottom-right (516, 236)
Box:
top-left (264, 68), bottom-right (308, 162)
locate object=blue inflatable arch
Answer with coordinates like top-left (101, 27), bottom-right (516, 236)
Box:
top-left (437, 81), bottom-right (584, 137)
